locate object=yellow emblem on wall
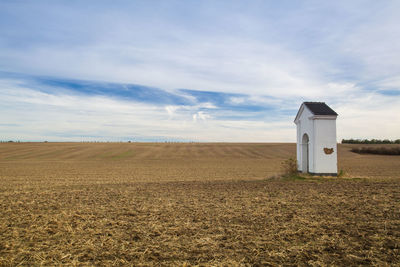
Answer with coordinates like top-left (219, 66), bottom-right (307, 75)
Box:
top-left (324, 148), bottom-right (334, 154)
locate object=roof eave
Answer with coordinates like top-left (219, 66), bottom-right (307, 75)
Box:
top-left (293, 103), bottom-right (305, 123)
top-left (310, 115), bottom-right (338, 120)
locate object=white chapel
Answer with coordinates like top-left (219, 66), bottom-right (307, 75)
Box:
top-left (294, 102), bottom-right (338, 176)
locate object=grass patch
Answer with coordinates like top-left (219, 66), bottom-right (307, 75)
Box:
top-left (282, 173), bottom-right (307, 180)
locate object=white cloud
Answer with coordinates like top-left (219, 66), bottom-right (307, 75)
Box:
top-left (192, 111), bottom-right (211, 122)
top-left (336, 93), bottom-right (400, 140)
top-left (377, 77), bottom-right (400, 91)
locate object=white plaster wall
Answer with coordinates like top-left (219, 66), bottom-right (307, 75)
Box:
top-left (296, 120), bottom-right (301, 169)
top-left (313, 119), bottom-right (337, 174)
top-left (296, 106), bottom-right (315, 173)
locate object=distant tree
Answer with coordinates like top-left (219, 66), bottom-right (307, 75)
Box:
top-left (351, 147), bottom-right (400, 155)
top-left (342, 138), bottom-right (400, 144)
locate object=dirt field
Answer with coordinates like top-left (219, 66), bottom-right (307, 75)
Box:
top-left (0, 143), bottom-right (399, 266)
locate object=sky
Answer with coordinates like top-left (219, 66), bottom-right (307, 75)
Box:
top-left (0, 0), bottom-right (399, 142)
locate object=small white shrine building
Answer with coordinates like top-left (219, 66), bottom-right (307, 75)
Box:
top-left (294, 102), bottom-right (338, 176)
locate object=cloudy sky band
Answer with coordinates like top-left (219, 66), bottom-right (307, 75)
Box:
top-left (0, 1), bottom-right (399, 141)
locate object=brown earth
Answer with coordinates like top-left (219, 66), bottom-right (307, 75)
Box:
top-left (0, 142), bottom-right (399, 266)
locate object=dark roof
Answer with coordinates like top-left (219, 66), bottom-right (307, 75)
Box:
top-left (303, 102), bottom-right (338, 116)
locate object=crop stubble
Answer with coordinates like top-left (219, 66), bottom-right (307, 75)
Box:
top-left (0, 143), bottom-right (399, 266)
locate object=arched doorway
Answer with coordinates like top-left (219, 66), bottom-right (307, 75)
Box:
top-left (302, 133), bottom-right (309, 173)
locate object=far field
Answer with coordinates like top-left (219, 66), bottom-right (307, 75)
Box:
top-left (0, 143), bottom-right (399, 265)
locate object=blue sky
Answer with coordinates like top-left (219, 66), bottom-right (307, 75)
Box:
top-left (1, 1), bottom-right (399, 142)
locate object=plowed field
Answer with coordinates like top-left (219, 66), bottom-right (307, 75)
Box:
top-left (0, 143), bottom-right (399, 266)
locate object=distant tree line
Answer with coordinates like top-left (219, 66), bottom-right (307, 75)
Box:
top-left (342, 139), bottom-right (400, 144)
top-left (351, 147), bottom-right (400, 155)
